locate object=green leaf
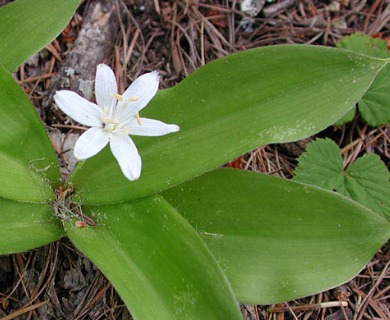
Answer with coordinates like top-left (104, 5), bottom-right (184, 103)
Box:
top-left (161, 169), bottom-right (390, 304)
top-left (0, 66), bottom-right (59, 202)
top-left (70, 45), bottom-right (389, 204)
top-left (358, 64), bottom-right (390, 126)
top-left (0, 0), bottom-right (79, 72)
top-left (334, 107), bottom-right (355, 126)
top-left (336, 32), bottom-right (390, 59)
top-left (293, 139), bottom-right (390, 220)
top-left (336, 32), bottom-right (390, 126)
top-left (345, 154), bottom-right (390, 220)
top-left (293, 139), bottom-right (345, 192)
top-left (0, 196), bottom-right (63, 254)
top-left (65, 196), bottom-right (241, 320)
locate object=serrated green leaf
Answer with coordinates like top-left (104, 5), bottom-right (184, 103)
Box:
top-left (0, 196), bottom-right (63, 254)
top-left (65, 196), bottom-right (241, 320)
top-left (358, 64), bottom-right (390, 126)
top-left (0, 0), bottom-right (79, 72)
top-left (345, 154), bottom-right (390, 220)
top-left (293, 139), bottom-right (345, 192)
top-left (70, 45), bottom-right (388, 204)
top-left (336, 32), bottom-right (390, 126)
top-left (161, 169), bottom-right (390, 304)
top-left (0, 66), bottom-right (59, 202)
top-left (293, 138), bottom-right (390, 219)
top-left (336, 32), bottom-right (390, 59)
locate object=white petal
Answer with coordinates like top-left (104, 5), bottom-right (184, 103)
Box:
top-left (74, 127), bottom-right (109, 160)
top-left (110, 134), bottom-right (142, 181)
top-left (54, 90), bottom-right (102, 127)
top-left (95, 64), bottom-right (118, 110)
top-left (115, 71), bottom-right (159, 119)
top-left (127, 118), bottom-right (180, 136)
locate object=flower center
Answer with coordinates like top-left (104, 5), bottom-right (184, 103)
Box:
top-left (103, 120), bottom-right (119, 132)
top-left (102, 106), bottom-right (119, 132)
top-left (102, 94), bottom-right (141, 133)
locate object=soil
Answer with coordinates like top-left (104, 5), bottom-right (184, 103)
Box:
top-left (0, 0), bottom-right (389, 319)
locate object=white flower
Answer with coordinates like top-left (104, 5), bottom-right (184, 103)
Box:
top-left (54, 64), bottom-right (179, 181)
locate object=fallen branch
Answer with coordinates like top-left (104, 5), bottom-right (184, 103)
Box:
top-left (43, 0), bottom-right (119, 114)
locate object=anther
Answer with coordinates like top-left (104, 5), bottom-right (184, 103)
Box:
top-left (102, 106), bottom-right (109, 122)
top-left (127, 96), bottom-right (138, 102)
top-left (111, 93), bottom-right (124, 101)
top-left (135, 113), bottom-right (142, 126)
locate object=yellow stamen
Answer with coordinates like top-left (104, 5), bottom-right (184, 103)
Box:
top-left (127, 96), bottom-right (138, 102)
top-left (124, 127), bottom-right (129, 135)
top-left (102, 106), bottom-right (109, 121)
top-left (111, 93), bottom-right (124, 101)
top-left (135, 112), bottom-right (142, 126)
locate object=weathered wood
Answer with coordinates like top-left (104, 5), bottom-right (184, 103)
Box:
top-left (43, 0), bottom-right (119, 112)
top-left (263, 0), bottom-right (297, 18)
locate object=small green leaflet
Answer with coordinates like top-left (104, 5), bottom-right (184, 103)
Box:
top-left (358, 67), bottom-right (390, 126)
top-left (336, 32), bottom-right (390, 126)
top-left (337, 33), bottom-right (389, 59)
top-left (293, 138), bottom-right (390, 220)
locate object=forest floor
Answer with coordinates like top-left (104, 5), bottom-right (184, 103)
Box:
top-left (0, 0), bottom-right (389, 319)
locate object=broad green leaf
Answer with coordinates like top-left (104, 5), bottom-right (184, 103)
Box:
top-left (293, 138), bottom-right (390, 219)
top-left (0, 66), bottom-right (59, 202)
top-left (334, 107), bottom-right (355, 126)
top-left (336, 33), bottom-right (390, 126)
top-left (71, 45), bottom-right (389, 204)
top-left (0, 196), bottom-right (63, 254)
top-left (0, 0), bottom-right (79, 72)
top-left (161, 169), bottom-right (390, 304)
top-left (65, 196), bottom-right (241, 320)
